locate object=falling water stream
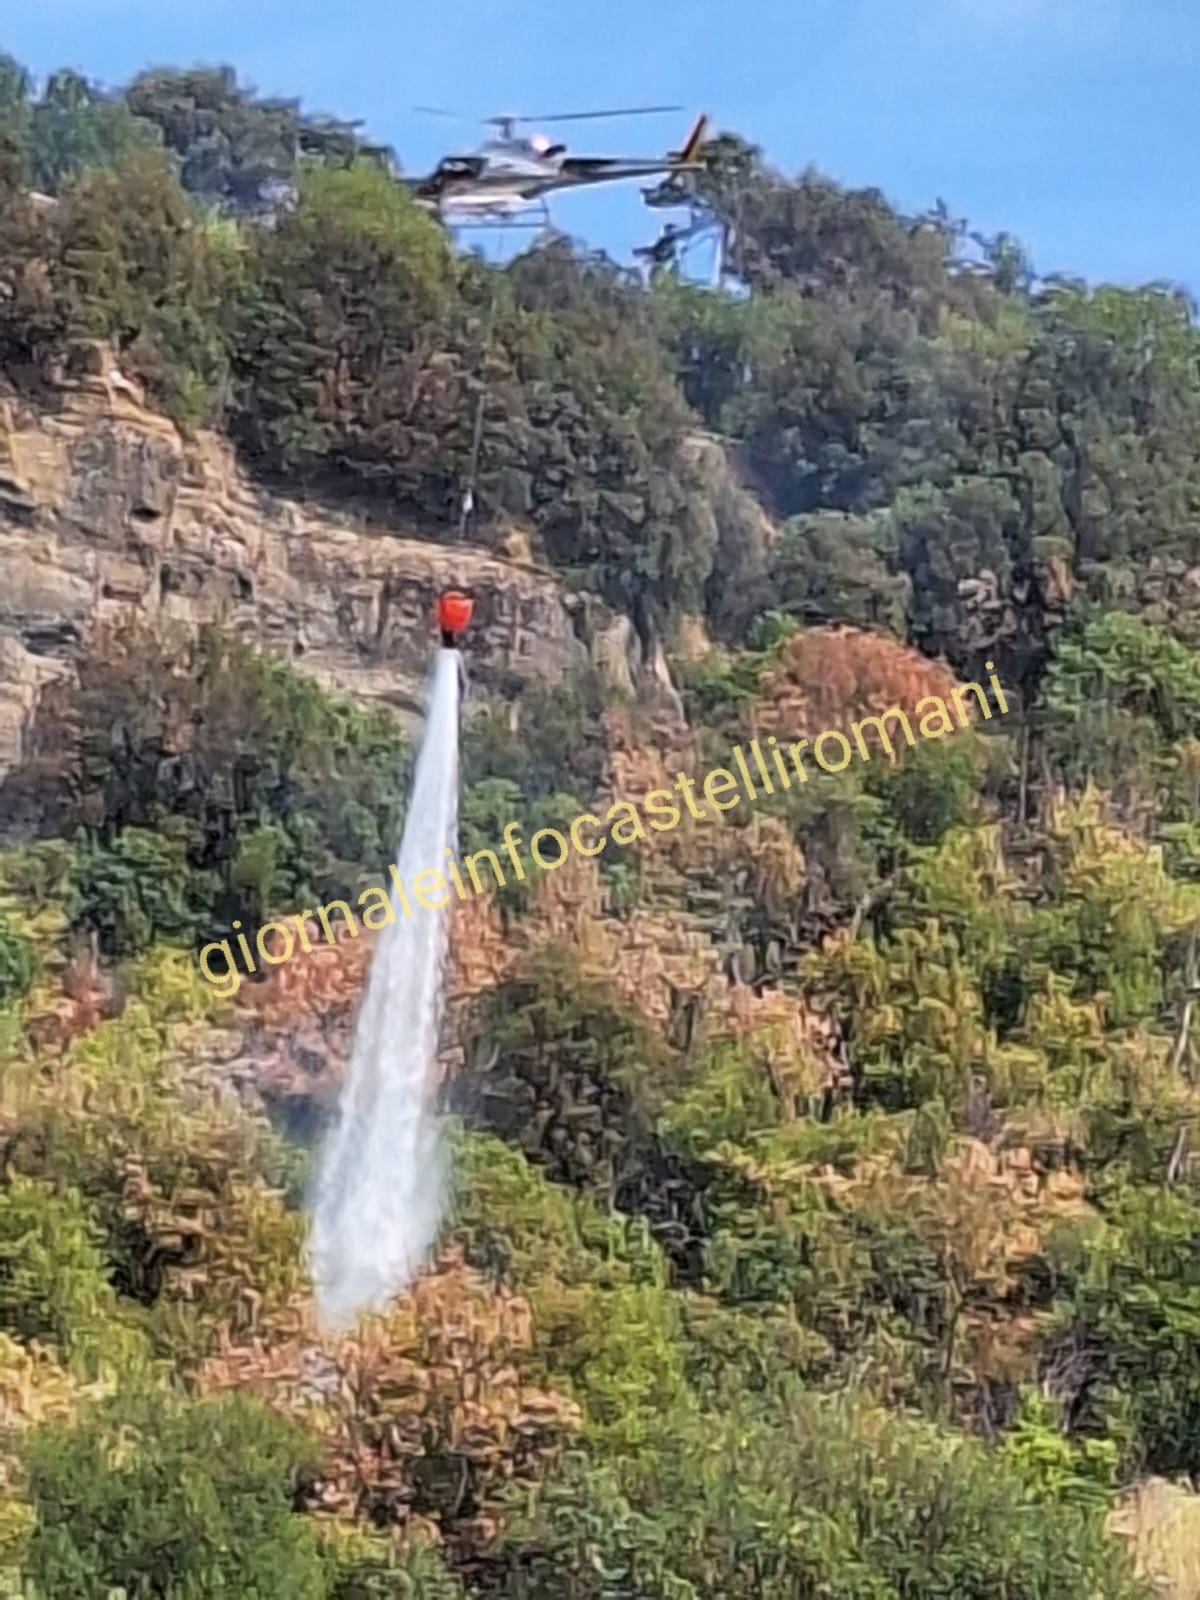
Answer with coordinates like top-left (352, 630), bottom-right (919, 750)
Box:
top-left (308, 649), bottom-right (461, 1330)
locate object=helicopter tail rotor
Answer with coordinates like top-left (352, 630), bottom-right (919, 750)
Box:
top-left (674, 112), bottom-right (710, 164)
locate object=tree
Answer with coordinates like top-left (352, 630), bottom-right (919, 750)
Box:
top-left (771, 509), bottom-right (911, 634)
top-left (0, 120), bottom-right (66, 372)
top-left (125, 66), bottom-right (369, 212)
top-left (1040, 613), bottom-right (1200, 799)
top-left (0, 54), bottom-right (32, 180)
top-left (231, 161), bottom-right (461, 485)
top-left (8, 623), bottom-right (411, 941)
top-left (28, 70), bottom-right (159, 193)
top-left (52, 150), bottom-right (235, 421)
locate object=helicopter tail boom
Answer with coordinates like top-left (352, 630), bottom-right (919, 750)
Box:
top-left (675, 113), bottom-right (709, 165)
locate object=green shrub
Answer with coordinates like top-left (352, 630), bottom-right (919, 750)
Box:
top-left (20, 624), bottom-right (411, 943)
top-left (0, 913), bottom-right (37, 1004)
top-left (1049, 1184), bottom-right (1200, 1477)
top-left (0, 1176), bottom-right (149, 1379)
top-left (491, 1391), bottom-right (1145, 1598)
top-left (865, 729), bottom-right (987, 846)
top-left (1041, 613), bottom-right (1200, 799)
top-left (66, 826), bottom-right (210, 957)
top-left (22, 1391), bottom-right (326, 1599)
top-left (326, 1532), bottom-right (469, 1598)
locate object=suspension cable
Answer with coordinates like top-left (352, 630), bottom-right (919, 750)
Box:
top-left (457, 226), bottom-right (507, 542)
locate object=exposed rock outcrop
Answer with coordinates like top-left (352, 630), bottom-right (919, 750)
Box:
top-left (0, 377), bottom-right (595, 773)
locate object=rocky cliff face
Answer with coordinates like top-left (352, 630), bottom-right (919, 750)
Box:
top-left (2, 358), bottom-right (850, 1163)
top-left (0, 367), bottom-right (618, 776)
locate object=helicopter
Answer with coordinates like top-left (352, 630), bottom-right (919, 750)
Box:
top-left (403, 105), bottom-right (709, 227)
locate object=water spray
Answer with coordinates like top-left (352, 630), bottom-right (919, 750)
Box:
top-left (308, 593), bottom-right (473, 1330)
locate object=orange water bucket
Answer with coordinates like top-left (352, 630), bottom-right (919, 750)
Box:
top-left (436, 590), bottom-right (474, 637)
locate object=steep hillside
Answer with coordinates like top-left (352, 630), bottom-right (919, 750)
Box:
top-left (5, 50), bottom-right (1200, 1600)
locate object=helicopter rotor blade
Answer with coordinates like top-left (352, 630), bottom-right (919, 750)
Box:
top-left (413, 104), bottom-right (469, 122)
top-left (488, 105), bottom-right (683, 127)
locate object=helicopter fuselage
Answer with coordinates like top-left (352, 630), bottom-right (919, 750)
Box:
top-left (406, 143), bottom-right (560, 220)
top-left (406, 115), bottom-right (707, 224)
top-left (476, 138), bottom-right (561, 176)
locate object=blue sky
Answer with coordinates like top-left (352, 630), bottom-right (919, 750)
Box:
top-left (2, 0), bottom-right (1197, 293)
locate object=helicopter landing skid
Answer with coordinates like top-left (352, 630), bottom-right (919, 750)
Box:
top-left (443, 199), bottom-right (552, 238)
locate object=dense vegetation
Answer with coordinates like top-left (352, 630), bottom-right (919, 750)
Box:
top-left (6, 56), bottom-right (1200, 666)
top-left (3, 48), bottom-right (1200, 1599)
